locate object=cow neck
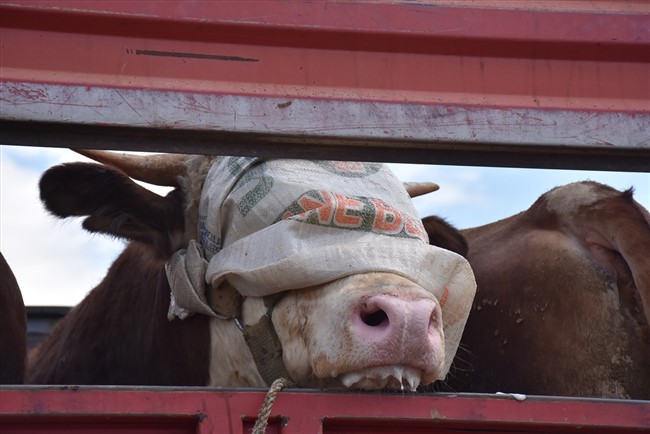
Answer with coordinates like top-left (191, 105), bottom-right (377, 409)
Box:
top-left (207, 284), bottom-right (294, 386)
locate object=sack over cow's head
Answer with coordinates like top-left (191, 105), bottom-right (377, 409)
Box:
top-left (37, 151), bottom-right (476, 391)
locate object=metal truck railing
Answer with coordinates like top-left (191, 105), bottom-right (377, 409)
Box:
top-left (1, 1), bottom-right (648, 433)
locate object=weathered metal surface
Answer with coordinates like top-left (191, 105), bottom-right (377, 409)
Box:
top-left (1, 1), bottom-right (649, 169)
top-left (0, 4), bottom-right (649, 431)
top-left (1, 387), bottom-right (649, 433)
top-left (1, 83), bottom-right (648, 170)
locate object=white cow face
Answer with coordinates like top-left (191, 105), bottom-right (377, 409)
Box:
top-left (243, 272), bottom-right (445, 391)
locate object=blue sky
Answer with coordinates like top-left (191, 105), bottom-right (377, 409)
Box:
top-left (1, 145), bottom-right (648, 306)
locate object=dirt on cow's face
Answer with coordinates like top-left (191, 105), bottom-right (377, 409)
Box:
top-left (256, 272), bottom-right (445, 390)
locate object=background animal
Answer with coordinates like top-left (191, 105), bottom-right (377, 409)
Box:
top-left (441, 181), bottom-right (650, 399)
top-left (27, 153), bottom-right (473, 391)
top-left (0, 252), bottom-right (27, 384)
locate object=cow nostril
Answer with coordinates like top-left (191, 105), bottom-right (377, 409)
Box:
top-left (360, 309), bottom-right (389, 327)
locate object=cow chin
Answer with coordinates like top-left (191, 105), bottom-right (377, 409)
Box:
top-left (339, 365), bottom-right (423, 391)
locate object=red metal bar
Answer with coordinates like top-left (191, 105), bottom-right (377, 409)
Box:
top-left (1, 387), bottom-right (649, 433)
top-left (1, 1), bottom-right (648, 170)
top-left (1, 0), bottom-right (648, 109)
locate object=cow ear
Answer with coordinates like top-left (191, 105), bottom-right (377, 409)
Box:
top-left (421, 215), bottom-right (468, 258)
top-left (39, 162), bottom-right (183, 252)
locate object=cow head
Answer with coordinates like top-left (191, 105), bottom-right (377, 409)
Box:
top-left (39, 151), bottom-right (475, 391)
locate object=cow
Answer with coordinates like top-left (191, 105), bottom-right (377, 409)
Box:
top-left (27, 152), bottom-right (475, 391)
top-left (439, 181), bottom-right (650, 399)
top-left (0, 252), bottom-right (27, 384)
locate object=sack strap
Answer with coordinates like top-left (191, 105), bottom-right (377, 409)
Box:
top-left (165, 239), bottom-right (293, 386)
top-left (243, 305), bottom-right (294, 386)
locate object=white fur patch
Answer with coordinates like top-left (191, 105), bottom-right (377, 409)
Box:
top-left (208, 317), bottom-right (265, 387)
top-left (545, 182), bottom-right (613, 215)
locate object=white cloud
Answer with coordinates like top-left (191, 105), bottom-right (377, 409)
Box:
top-left (390, 162), bottom-right (649, 229)
top-left (1, 147), bottom-right (125, 305)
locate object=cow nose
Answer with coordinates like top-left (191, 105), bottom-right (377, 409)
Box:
top-left (352, 295), bottom-right (440, 345)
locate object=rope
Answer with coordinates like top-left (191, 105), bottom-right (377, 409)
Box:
top-left (251, 377), bottom-right (294, 434)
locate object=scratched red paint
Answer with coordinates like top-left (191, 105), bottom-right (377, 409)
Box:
top-left (0, 387), bottom-right (648, 433)
top-left (0, 1), bottom-right (647, 169)
top-left (0, 1), bottom-right (648, 111)
top-left (7, 84), bottom-right (47, 102)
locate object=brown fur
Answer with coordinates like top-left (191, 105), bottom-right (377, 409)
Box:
top-left (422, 215), bottom-right (468, 258)
top-left (441, 182), bottom-right (650, 399)
top-left (0, 252), bottom-right (27, 384)
top-left (28, 163), bottom-right (210, 385)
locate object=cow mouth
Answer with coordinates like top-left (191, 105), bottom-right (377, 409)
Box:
top-left (339, 365), bottom-right (422, 391)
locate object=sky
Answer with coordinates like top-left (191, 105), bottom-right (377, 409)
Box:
top-left (1, 144), bottom-right (648, 306)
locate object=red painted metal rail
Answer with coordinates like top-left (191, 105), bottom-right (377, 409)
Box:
top-left (1, 386), bottom-right (649, 433)
top-left (1, 1), bottom-right (649, 170)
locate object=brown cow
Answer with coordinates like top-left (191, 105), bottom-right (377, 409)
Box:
top-left (441, 181), bottom-right (650, 399)
top-left (27, 153), bottom-right (474, 390)
top-left (0, 252), bottom-right (27, 384)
